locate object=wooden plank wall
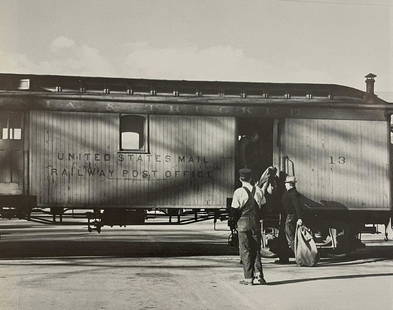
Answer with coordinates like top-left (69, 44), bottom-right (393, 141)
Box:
top-left (280, 119), bottom-right (391, 210)
top-left (0, 144), bottom-right (24, 195)
top-left (29, 111), bottom-right (235, 208)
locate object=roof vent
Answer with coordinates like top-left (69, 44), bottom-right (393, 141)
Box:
top-left (365, 73), bottom-right (376, 95)
top-left (18, 79), bottom-right (30, 90)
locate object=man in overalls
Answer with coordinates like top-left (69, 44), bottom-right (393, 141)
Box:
top-left (230, 168), bottom-right (267, 285)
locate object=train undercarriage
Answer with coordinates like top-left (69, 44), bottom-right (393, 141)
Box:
top-left (1, 199), bottom-right (391, 255)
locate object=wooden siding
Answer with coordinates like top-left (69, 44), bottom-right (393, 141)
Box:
top-left (29, 111), bottom-right (235, 208)
top-left (280, 119), bottom-right (391, 210)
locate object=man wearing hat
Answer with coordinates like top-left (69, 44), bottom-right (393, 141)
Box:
top-left (282, 176), bottom-right (304, 256)
top-left (230, 168), bottom-right (267, 285)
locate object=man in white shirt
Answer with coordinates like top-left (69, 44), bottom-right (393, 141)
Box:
top-left (230, 168), bottom-right (267, 285)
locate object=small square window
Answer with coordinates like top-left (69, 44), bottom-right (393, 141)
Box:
top-left (120, 114), bottom-right (148, 152)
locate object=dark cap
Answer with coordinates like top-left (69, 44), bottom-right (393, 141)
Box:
top-left (239, 168), bottom-right (252, 179)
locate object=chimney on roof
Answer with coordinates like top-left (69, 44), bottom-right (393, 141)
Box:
top-left (365, 73), bottom-right (376, 95)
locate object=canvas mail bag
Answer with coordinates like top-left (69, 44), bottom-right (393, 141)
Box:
top-left (294, 224), bottom-right (319, 267)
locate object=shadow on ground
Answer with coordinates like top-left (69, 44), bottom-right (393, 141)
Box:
top-left (1, 238), bottom-right (393, 264)
top-left (0, 240), bottom-right (239, 258)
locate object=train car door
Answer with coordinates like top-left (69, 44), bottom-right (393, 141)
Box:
top-left (236, 118), bottom-right (274, 183)
top-left (0, 112), bottom-right (24, 195)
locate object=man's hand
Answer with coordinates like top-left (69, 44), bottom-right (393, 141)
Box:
top-left (228, 217), bottom-right (237, 230)
top-left (296, 218), bottom-right (303, 226)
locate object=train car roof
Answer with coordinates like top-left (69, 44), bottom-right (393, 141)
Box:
top-left (0, 73), bottom-right (391, 120)
top-left (0, 72), bottom-right (384, 99)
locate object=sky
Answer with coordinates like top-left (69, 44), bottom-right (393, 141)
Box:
top-left (1, 0), bottom-right (392, 100)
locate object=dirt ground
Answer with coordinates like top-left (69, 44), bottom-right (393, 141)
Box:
top-left (0, 217), bottom-right (392, 310)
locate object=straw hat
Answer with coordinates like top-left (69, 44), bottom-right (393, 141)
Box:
top-left (284, 176), bottom-right (297, 184)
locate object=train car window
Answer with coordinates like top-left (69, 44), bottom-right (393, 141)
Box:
top-left (1, 128), bottom-right (8, 139)
top-left (119, 114), bottom-right (148, 152)
top-left (13, 128), bottom-right (22, 140)
top-left (0, 112), bottom-right (22, 140)
top-left (9, 113), bottom-right (22, 140)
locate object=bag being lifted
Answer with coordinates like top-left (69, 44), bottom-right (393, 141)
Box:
top-left (294, 224), bottom-right (319, 267)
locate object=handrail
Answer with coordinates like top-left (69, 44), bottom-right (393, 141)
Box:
top-left (283, 155), bottom-right (295, 176)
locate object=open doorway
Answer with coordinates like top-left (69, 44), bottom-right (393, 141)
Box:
top-left (0, 111), bottom-right (24, 195)
top-left (235, 118), bottom-right (274, 186)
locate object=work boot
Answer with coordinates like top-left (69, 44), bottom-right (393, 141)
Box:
top-left (253, 277), bottom-right (267, 285)
top-left (239, 279), bottom-right (253, 285)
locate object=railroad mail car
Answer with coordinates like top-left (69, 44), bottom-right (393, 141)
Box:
top-left (0, 73), bottom-right (392, 235)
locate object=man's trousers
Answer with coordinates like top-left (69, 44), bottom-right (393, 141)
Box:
top-left (238, 228), bottom-right (263, 279)
top-left (285, 213), bottom-right (297, 251)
